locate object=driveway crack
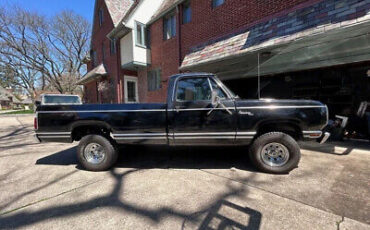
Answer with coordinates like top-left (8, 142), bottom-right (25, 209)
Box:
top-left (0, 179), bottom-right (104, 216)
top-left (336, 216), bottom-right (344, 230)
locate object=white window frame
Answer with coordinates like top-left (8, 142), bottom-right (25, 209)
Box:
top-left (182, 1), bottom-right (191, 24)
top-left (135, 21), bottom-right (147, 48)
top-left (124, 76), bottom-right (139, 103)
top-left (163, 13), bottom-right (176, 40)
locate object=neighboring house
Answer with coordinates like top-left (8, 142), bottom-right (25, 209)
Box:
top-left (0, 86), bottom-right (22, 109)
top-left (0, 95), bottom-right (10, 110)
top-left (81, 0), bottom-right (370, 117)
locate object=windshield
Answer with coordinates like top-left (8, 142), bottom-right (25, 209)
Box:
top-left (43, 95), bottom-right (82, 105)
top-left (214, 77), bottom-right (237, 99)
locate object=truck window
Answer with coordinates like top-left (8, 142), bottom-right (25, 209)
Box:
top-left (209, 79), bottom-right (227, 99)
top-left (176, 77), bottom-right (211, 101)
top-left (43, 95), bottom-right (82, 104)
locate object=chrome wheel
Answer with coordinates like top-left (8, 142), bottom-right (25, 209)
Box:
top-left (261, 142), bottom-right (290, 167)
top-left (84, 143), bottom-right (106, 164)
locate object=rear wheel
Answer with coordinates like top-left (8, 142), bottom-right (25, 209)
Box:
top-left (249, 132), bottom-right (301, 174)
top-left (77, 135), bottom-right (118, 171)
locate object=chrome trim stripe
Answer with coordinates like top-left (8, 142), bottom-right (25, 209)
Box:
top-left (238, 105), bottom-right (326, 109)
top-left (237, 131), bottom-right (257, 135)
top-left (175, 136), bottom-right (236, 139)
top-left (235, 136), bottom-right (254, 139)
top-left (114, 137), bottom-right (167, 140)
top-left (36, 132), bottom-right (71, 135)
top-left (113, 133), bottom-right (167, 137)
top-left (38, 109), bottom-right (166, 113)
top-left (38, 136), bottom-right (71, 138)
top-left (174, 132), bottom-right (236, 136)
top-left (168, 108), bottom-right (235, 112)
top-left (112, 132), bottom-right (256, 137)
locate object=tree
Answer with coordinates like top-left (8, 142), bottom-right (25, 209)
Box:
top-left (0, 6), bottom-right (91, 98)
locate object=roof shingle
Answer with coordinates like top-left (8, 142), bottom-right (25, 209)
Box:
top-left (105, 0), bottom-right (134, 26)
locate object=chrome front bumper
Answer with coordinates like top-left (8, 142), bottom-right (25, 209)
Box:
top-left (319, 132), bottom-right (331, 144)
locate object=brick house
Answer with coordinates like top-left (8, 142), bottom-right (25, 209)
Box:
top-left (80, 0), bottom-right (370, 117)
top-left (78, 0), bottom-right (135, 104)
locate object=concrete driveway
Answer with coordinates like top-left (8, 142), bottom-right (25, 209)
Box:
top-left (0, 115), bottom-right (369, 230)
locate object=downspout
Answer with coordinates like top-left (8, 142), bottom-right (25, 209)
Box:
top-left (116, 38), bottom-right (122, 103)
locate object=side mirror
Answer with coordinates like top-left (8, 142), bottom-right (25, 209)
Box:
top-left (211, 90), bottom-right (219, 107)
top-left (35, 101), bottom-right (41, 107)
top-left (208, 90), bottom-right (232, 116)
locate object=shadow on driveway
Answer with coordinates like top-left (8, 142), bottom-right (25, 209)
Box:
top-left (36, 145), bottom-right (257, 172)
top-left (3, 155), bottom-right (262, 230)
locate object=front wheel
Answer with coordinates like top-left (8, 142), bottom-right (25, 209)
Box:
top-left (249, 132), bottom-right (301, 174)
top-left (77, 135), bottom-right (118, 171)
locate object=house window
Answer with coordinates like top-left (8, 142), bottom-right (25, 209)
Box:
top-left (110, 38), bottom-right (116, 55)
top-left (135, 21), bottom-right (147, 47)
top-left (91, 50), bottom-right (97, 67)
top-left (148, 69), bottom-right (161, 91)
top-left (98, 8), bottom-right (104, 26)
top-left (163, 13), bottom-right (176, 40)
top-left (182, 1), bottom-right (192, 24)
top-left (212, 0), bottom-right (225, 8)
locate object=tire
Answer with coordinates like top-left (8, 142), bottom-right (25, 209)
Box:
top-left (249, 132), bottom-right (301, 174)
top-left (77, 135), bottom-right (118, 171)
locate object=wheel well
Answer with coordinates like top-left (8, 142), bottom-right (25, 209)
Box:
top-left (257, 122), bottom-right (302, 140)
top-left (72, 125), bottom-right (111, 142)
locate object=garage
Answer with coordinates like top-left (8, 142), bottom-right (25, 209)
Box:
top-left (181, 18), bottom-right (370, 140)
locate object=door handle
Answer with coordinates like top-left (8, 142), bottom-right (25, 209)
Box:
top-left (175, 106), bottom-right (185, 112)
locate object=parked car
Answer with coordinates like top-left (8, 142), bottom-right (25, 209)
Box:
top-left (34, 73), bottom-right (329, 174)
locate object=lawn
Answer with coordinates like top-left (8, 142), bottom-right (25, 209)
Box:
top-left (1, 110), bottom-right (34, 115)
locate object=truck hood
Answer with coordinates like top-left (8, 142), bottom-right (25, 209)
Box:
top-left (235, 99), bottom-right (325, 108)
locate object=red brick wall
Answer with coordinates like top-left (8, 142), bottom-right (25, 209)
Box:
top-left (143, 16), bottom-right (181, 103)
top-left (84, 81), bottom-right (98, 103)
top-left (86, 0), bottom-right (121, 103)
top-left (180, 0), bottom-right (320, 60)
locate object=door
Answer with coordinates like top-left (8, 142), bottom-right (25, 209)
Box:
top-left (124, 76), bottom-right (139, 103)
top-left (170, 76), bottom-right (237, 145)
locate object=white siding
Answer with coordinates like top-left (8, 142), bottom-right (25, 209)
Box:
top-left (120, 31), bottom-right (134, 66)
top-left (125, 0), bottom-right (164, 28)
top-left (120, 0), bottom-right (164, 67)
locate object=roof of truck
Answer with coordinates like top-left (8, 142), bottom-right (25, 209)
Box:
top-left (170, 72), bottom-right (214, 79)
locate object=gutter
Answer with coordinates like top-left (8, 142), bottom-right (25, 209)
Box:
top-left (147, 0), bottom-right (186, 25)
top-left (107, 22), bottom-right (131, 39)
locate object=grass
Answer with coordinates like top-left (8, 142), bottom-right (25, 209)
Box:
top-left (1, 110), bottom-right (34, 115)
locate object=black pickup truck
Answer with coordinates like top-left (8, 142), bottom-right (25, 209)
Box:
top-left (35, 73), bottom-right (329, 174)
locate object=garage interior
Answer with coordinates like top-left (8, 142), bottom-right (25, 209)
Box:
top-left (181, 21), bottom-right (370, 140)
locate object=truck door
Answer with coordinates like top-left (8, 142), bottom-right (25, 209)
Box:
top-left (169, 76), bottom-right (237, 145)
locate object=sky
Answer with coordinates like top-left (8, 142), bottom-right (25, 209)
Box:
top-left (0, 0), bottom-right (95, 22)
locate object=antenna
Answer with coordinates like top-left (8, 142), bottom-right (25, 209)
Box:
top-left (257, 52), bottom-right (260, 99)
